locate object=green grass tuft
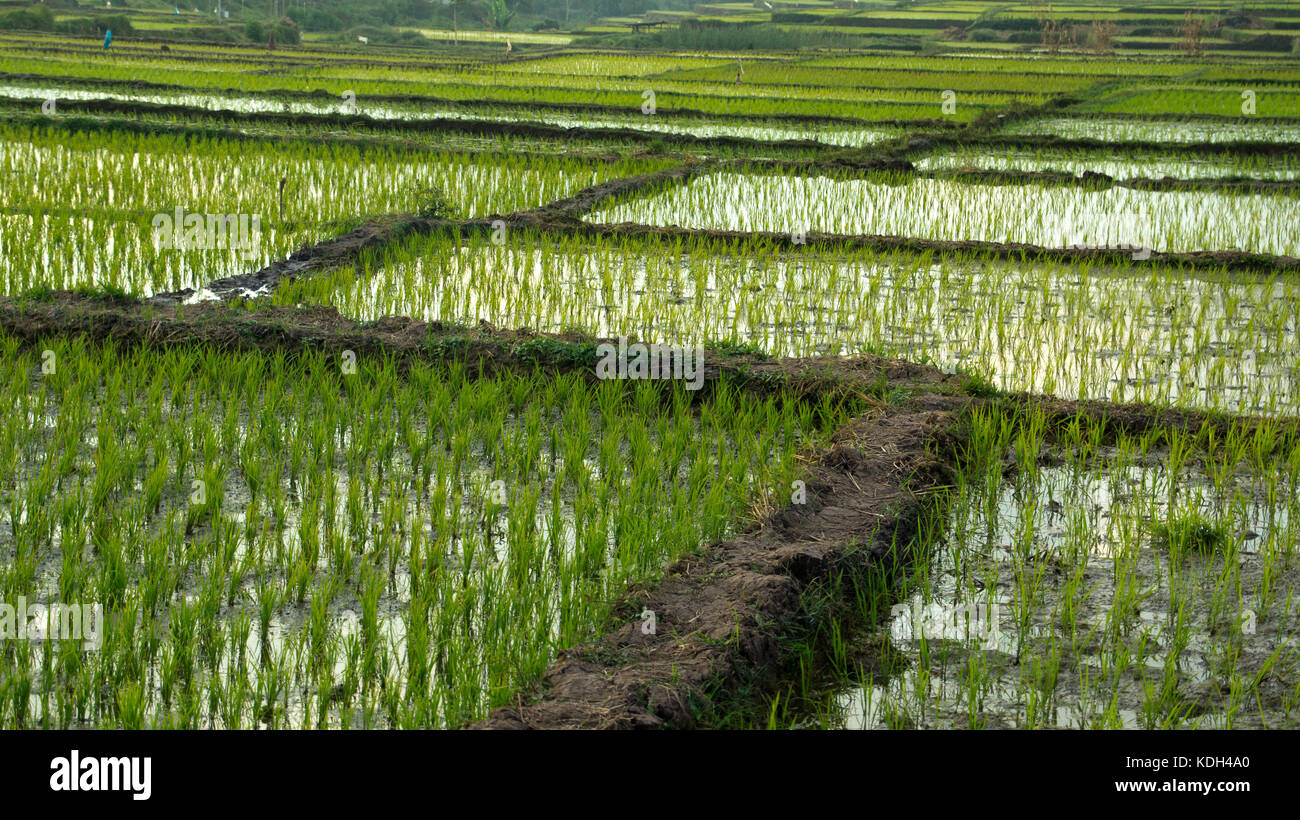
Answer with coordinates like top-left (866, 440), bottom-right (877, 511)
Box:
top-left (1150, 512), bottom-right (1232, 555)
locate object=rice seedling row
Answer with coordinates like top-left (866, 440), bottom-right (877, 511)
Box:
top-left (0, 337), bottom-right (841, 728)
top-left (271, 232), bottom-right (1300, 417)
top-left (589, 170), bottom-right (1300, 257)
top-left (0, 123), bottom-right (670, 296)
top-left (775, 406), bottom-right (1300, 729)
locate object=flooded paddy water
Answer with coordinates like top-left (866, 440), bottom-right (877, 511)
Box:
top-left (0, 84), bottom-right (895, 148)
top-left (279, 238), bottom-right (1300, 416)
top-left (0, 342), bottom-right (834, 728)
top-left (590, 171), bottom-right (1300, 257)
top-left (0, 126), bottom-right (668, 296)
top-left (780, 410), bottom-right (1300, 729)
top-left (998, 117), bottom-right (1300, 144)
top-left (915, 149), bottom-right (1300, 181)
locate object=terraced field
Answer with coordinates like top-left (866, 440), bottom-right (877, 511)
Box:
top-left (1, 1), bottom-right (1298, 738)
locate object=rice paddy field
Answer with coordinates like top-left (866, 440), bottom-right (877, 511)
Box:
top-left (2, 0), bottom-right (1300, 741)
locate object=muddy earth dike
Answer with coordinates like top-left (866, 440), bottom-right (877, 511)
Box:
top-left (151, 151), bottom-right (1300, 309)
top-left (145, 161), bottom-right (718, 304)
top-left (10, 96), bottom-right (848, 154)
top-left (6, 293), bottom-right (1294, 729)
top-left (0, 289), bottom-right (975, 730)
top-left (469, 395), bottom-right (969, 729)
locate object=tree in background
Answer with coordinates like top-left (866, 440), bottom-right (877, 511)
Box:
top-left (1176, 10), bottom-right (1206, 57)
top-left (448, 0), bottom-right (475, 42)
top-left (1029, 0), bottom-right (1070, 53)
top-left (484, 0), bottom-right (516, 31)
top-left (1088, 19), bottom-right (1116, 55)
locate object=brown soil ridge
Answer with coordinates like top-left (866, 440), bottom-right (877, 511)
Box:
top-left (1003, 393), bottom-right (1300, 439)
top-left (19, 96), bottom-right (843, 153)
top-left (2, 74), bottom-right (878, 129)
top-left (573, 222), bottom-right (1300, 274)
top-left (144, 161), bottom-right (713, 304)
top-left (469, 394), bottom-right (968, 729)
top-left (1060, 110), bottom-right (1300, 127)
top-left (712, 161), bottom-right (1297, 194)
top-left (178, 134), bottom-right (1300, 309)
top-left (0, 293), bottom-right (953, 403)
top-left (929, 135), bottom-right (1300, 158)
top-left (152, 195), bottom-right (1300, 308)
top-left (927, 167), bottom-right (1300, 194)
top-left (145, 214), bottom-right (416, 305)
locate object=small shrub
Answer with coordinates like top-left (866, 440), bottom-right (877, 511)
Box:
top-left (272, 17), bottom-right (300, 45)
top-left (413, 185), bottom-right (458, 220)
top-left (706, 338), bottom-right (768, 358)
top-left (958, 369), bottom-right (998, 398)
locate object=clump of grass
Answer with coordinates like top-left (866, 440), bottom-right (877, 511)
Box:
top-left (1149, 512), bottom-right (1232, 555)
top-left (412, 183), bottom-right (458, 220)
top-left (70, 283), bottom-right (131, 303)
top-left (707, 338), bottom-right (768, 358)
top-left (957, 368), bottom-right (998, 398)
top-left (20, 285), bottom-right (57, 302)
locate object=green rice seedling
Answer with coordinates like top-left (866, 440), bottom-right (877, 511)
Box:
top-left (285, 232), bottom-right (1300, 417)
top-left (798, 401), bottom-right (1300, 729)
top-left (1003, 116), bottom-right (1300, 144)
top-left (592, 169), bottom-right (1300, 257)
top-left (0, 334), bottom-right (839, 729)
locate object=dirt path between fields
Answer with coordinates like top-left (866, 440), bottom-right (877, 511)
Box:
top-left (0, 292), bottom-right (954, 403)
top-left (470, 394), bottom-right (969, 729)
top-left (464, 393), bottom-right (1297, 730)
top-left (144, 161), bottom-right (717, 304)
top-left (145, 148), bottom-right (1300, 308)
top-left (5, 293), bottom-right (1294, 730)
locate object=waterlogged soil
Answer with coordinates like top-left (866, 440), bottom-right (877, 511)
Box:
top-left (807, 449), bottom-right (1300, 730)
top-left (590, 172), bottom-right (1300, 257)
top-left (915, 150), bottom-right (1300, 183)
top-left (0, 98), bottom-right (667, 161)
top-left (0, 293), bottom-right (963, 729)
top-left (2, 77), bottom-right (879, 132)
top-left (5, 297), bottom-right (1295, 730)
top-left (144, 162), bottom-right (714, 304)
top-left (0, 211), bottom-right (322, 299)
top-left (329, 242), bottom-right (1300, 416)
top-left (9, 93), bottom-right (836, 155)
top-left (999, 117), bottom-right (1300, 145)
top-left (5, 379), bottom-right (773, 729)
top-left (7, 83), bottom-right (874, 147)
